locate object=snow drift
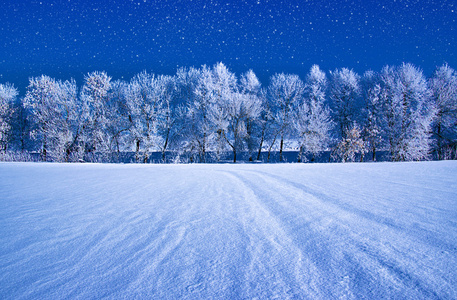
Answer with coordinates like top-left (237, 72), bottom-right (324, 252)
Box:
top-left (1, 161), bottom-right (456, 299)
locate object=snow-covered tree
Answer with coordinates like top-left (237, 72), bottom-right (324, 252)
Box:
top-left (429, 63), bottom-right (457, 159)
top-left (2, 62), bottom-right (454, 164)
top-left (222, 89), bottom-right (263, 163)
top-left (329, 68), bottom-right (361, 141)
top-left (124, 71), bottom-right (168, 163)
top-left (295, 101), bottom-right (332, 162)
top-left (9, 97), bottom-right (33, 153)
top-left (222, 92), bottom-right (247, 162)
top-left (176, 67), bottom-right (201, 105)
top-left (183, 63), bottom-right (238, 162)
top-left (80, 71), bottom-right (112, 160)
top-left (206, 62), bottom-right (238, 161)
top-left (173, 67), bottom-right (203, 161)
top-left (183, 66), bottom-right (214, 162)
top-left (380, 63), bottom-right (434, 161)
top-left (0, 83), bottom-right (18, 152)
top-left (105, 80), bottom-right (131, 161)
top-left (55, 79), bottom-right (83, 162)
top-left (334, 124), bottom-right (367, 162)
top-left (360, 71), bottom-right (384, 161)
top-left (254, 88), bottom-right (271, 161)
top-left (294, 65), bottom-right (332, 162)
top-left (267, 73), bottom-right (305, 161)
top-left (156, 75), bottom-right (181, 162)
top-left (239, 69), bottom-right (263, 161)
top-left (24, 75), bottom-right (61, 161)
top-left (24, 76), bottom-right (81, 161)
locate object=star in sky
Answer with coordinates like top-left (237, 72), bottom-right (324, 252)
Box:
top-left (0, 0), bottom-right (455, 92)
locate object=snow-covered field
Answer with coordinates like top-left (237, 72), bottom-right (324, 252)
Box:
top-left (1, 161), bottom-right (456, 299)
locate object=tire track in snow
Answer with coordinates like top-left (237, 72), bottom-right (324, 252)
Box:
top-left (232, 169), bottom-right (456, 299)
top-left (258, 170), bottom-right (457, 254)
top-left (1, 163), bottom-right (456, 299)
top-left (222, 169), bottom-right (359, 299)
top-left (117, 167), bottom-right (253, 299)
top-left (217, 170), bottom-right (323, 299)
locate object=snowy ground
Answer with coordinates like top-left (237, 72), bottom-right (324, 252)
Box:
top-left (1, 161), bottom-right (456, 299)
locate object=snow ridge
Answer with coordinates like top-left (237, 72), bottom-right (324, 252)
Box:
top-left (1, 161), bottom-right (456, 299)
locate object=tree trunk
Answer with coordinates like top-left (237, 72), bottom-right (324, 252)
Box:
top-left (42, 134), bottom-right (47, 162)
top-left (437, 121), bottom-right (442, 160)
top-left (297, 145), bottom-right (303, 162)
top-left (162, 128), bottom-right (170, 162)
top-left (201, 132), bottom-right (206, 163)
top-left (257, 130), bottom-right (265, 161)
top-left (279, 137), bottom-right (284, 162)
top-left (135, 139), bottom-right (140, 162)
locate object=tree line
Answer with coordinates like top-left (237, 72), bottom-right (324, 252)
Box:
top-left (0, 62), bottom-right (456, 163)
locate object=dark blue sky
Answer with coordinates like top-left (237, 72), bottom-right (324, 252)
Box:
top-left (1, 0), bottom-right (456, 92)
